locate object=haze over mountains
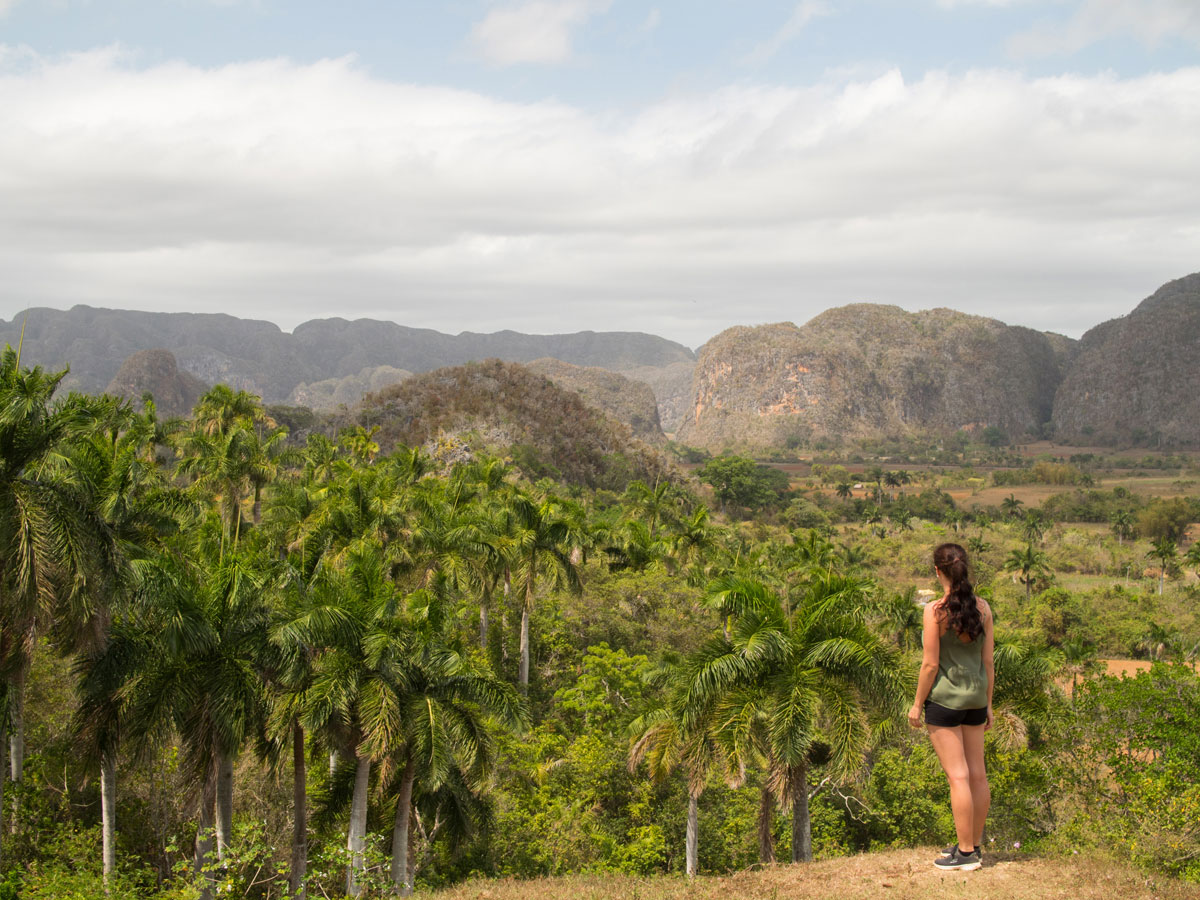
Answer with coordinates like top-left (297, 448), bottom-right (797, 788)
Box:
top-left (4, 273), bottom-right (1198, 448)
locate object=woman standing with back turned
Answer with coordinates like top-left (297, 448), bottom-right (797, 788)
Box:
top-left (909, 542), bottom-right (994, 871)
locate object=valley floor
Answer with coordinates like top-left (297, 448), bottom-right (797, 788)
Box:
top-left (424, 848), bottom-right (1200, 900)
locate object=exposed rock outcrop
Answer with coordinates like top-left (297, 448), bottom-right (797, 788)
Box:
top-left (1052, 273), bottom-right (1200, 446)
top-left (677, 306), bottom-right (1074, 450)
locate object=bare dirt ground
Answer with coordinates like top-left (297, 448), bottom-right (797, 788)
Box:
top-left (425, 848), bottom-right (1200, 900)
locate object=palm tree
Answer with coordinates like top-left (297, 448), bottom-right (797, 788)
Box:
top-left (505, 492), bottom-right (582, 692)
top-left (67, 400), bottom-right (188, 885)
top-left (628, 653), bottom-right (734, 878)
top-left (1110, 509), bottom-right (1135, 546)
top-left (301, 545), bottom-right (410, 898)
top-left (862, 505), bottom-right (884, 538)
top-left (1004, 544), bottom-right (1050, 602)
top-left (1146, 537), bottom-right (1178, 596)
top-left (369, 582), bottom-right (525, 896)
top-left (263, 498), bottom-right (362, 900)
top-left (175, 417), bottom-right (290, 543)
top-left (1185, 541), bottom-right (1200, 579)
top-left (834, 481), bottom-right (853, 501)
top-left (1000, 494), bottom-right (1024, 520)
top-left (1135, 621), bottom-right (1179, 661)
top-left (966, 535), bottom-right (991, 555)
top-left (604, 519), bottom-right (670, 573)
top-left (864, 466), bottom-right (884, 503)
top-left (670, 507), bottom-right (718, 585)
top-left (883, 470), bottom-right (902, 500)
top-left (691, 573), bottom-right (907, 863)
top-left (623, 479), bottom-right (680, 540)
top-left (121, 528), bottom-right (271, 891)
top-left (1060, 637), bottom-right (1098, 700)
top-left (874, 586), bottom-right (924, 651)
top-left (1020, 511), bottom-right (1046, 545)
top-left (990, 638), bottom-right (1063, 748)
top-left (0, 351), bottom-right (101, 830)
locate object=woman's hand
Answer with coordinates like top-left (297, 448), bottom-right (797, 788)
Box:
top-left (985, 706), bottom-right (994, 731)
top-left (908, 703), bottom-right (923, 729)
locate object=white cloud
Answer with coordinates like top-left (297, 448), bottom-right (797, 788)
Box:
top-left (744, 1), bottom-right (832, 66)
top-left (468, 0), bottom-right (611, 66)
top-left (1, 49), bottom-right (1198, 344)
top-left (1011, 0), bottom-right (1200, 55)
top-left (936, 0), bottom-right (1036, 8)
top-left (0, 0), bottom-right (21, 16)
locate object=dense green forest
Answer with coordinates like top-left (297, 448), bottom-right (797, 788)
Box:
top-left (0, 348), bottom-right (1198, 899)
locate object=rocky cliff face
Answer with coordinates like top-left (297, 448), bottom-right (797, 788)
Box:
top-left (104, 349), bottom-right (208, 419)
top-left (677, 306), bottom-right (1074, 450)
top-left (1052, 274), bottom-right (1200, 445)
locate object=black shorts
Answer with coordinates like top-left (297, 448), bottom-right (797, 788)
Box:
top-left (924, 699), bottom-right (987, 727)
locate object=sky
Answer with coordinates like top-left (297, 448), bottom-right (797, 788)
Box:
top-left (1, 0), bottom-right (1198, 349)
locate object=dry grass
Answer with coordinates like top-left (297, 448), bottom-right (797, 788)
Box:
top-left (422, 849), bottom-right (1200, 900)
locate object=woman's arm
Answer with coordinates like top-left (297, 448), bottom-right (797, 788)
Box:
top-left (908, 601), bottom-right (942, 728)
top-left (981, 599), bottom-right (995, 730)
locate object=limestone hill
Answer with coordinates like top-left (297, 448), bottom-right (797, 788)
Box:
top-left (1052, 273), bottom-right (1200, 446)
top-left (355, 359), bottom-right (671, 489)
top-left (677, 306), bottom-right (1074, 451)
top-left (104, 348), bottom-right (207, 419)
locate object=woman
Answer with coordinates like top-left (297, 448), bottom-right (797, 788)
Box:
top-left (908, 542), bottom-right (994, 872)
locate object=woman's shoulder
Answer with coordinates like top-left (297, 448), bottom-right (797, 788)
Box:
top-left (975, 595), bottom-right (994, 621)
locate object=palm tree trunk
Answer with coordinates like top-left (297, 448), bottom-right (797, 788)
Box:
top-left (9, 660), bottom-right (25, 833)
top-left (195, 763), bottom-right (217, 900)
top-left (0, 720), bottom-right (6, 869)
top-left (519, 576), bottom-right (535, 691)
top-left (789, 762), bottom-right (811, 863)
top-left (480, 586), bottom-right (490, 650)
top-left (519, 605), bottom-right (531, 690)
top-left (345, 750), bottom-right (371, 898)
top-left (685, 791), bottom-right (699, 878)
top-left (290, 723), bottom-right (307, 900)
top-left (102, 750), bottom-right (118, 885)
top-left (215, 749), bottom-right (234, 861)
top-left (10, 660), bottom-right (25, 783)
top-left (757, 784), bottom-right (775, 864)
top-left (390, 753), bottom-right (417, 895)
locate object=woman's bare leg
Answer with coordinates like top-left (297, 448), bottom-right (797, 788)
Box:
top-left (961, 723), bottom-right (989, 848)
top-left (928, 725), bottom-right (974, 852)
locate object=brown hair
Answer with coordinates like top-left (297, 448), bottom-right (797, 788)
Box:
top-left (934, 542), bottom-right (982, 640)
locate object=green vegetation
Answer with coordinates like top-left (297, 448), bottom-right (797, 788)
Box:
top-left (2, 352), bottom-right (1200, 898)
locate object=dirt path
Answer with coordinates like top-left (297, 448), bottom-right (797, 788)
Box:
top-left (427, 848), bottom-right (1199, 900)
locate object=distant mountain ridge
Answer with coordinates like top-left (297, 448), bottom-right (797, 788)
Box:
top-left (6, 273), bottom-right (1200, 448)
top-left (0, 306), bottom-right (696, 403)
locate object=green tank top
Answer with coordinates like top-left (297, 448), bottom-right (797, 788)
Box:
top-left (928, 626), bottom-right (987, 710)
